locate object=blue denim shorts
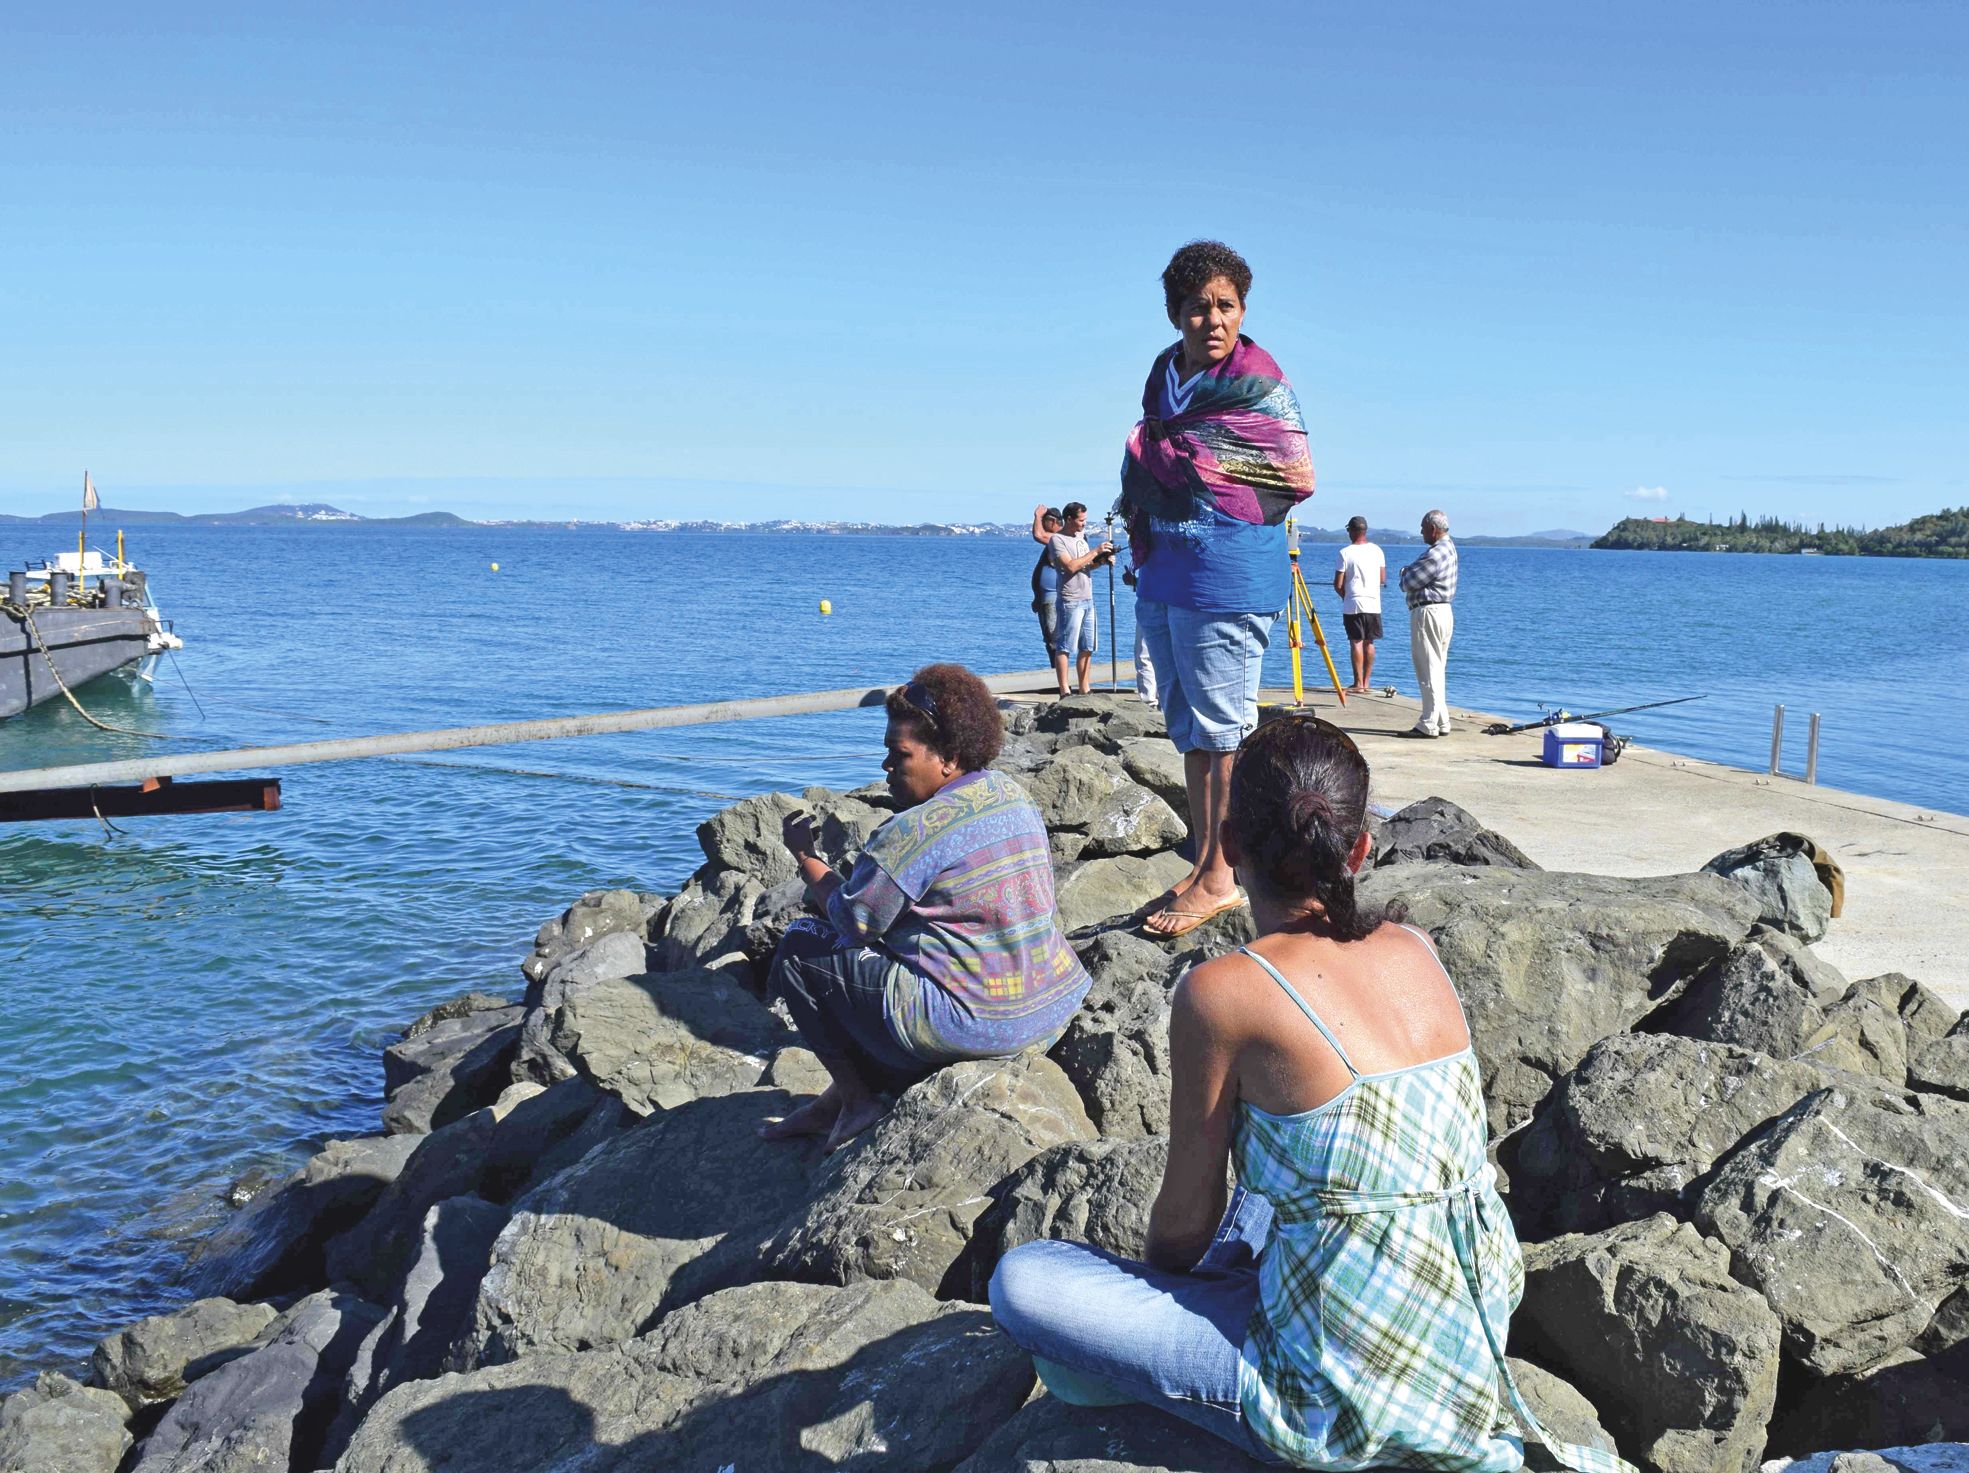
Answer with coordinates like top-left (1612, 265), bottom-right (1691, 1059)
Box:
top-left (1056, 599), bottom-right (1098, 656)
top-left (1135, 600), bottom-right (1277, 753)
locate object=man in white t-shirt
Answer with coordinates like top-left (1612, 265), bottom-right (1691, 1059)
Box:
top-left (1332, 516), bottom-right (1387, 695)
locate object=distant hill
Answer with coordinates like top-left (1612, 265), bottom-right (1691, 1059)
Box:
top-left (1593, 509), bottom-right (1969, 558)
top-left (2, 503), bottom-right (473, 528)
top-left (1267, 525), bottom-right (1590, 548)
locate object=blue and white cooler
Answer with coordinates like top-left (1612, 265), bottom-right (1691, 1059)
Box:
top-left (1542, 722), bottom-right (1606, 769)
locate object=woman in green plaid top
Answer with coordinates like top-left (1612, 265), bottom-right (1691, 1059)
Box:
top-left (991, 716), bottom-right (1632, 1473)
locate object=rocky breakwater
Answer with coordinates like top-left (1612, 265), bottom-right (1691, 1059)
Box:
top-left (6, 692), bottom-right (1966, 1473)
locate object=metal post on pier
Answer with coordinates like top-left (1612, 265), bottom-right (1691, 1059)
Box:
top-left (1805, 713), bottom-right (1821, 785)
top-left (1769, 704), bottom-right (1786, 776)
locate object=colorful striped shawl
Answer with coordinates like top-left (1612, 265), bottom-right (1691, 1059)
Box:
top-left (1119, 336), bottom-right (1314, 530)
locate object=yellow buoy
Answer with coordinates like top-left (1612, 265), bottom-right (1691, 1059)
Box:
top-left (490, 562), bottom-right (500, 572)
top-left (818, 599), bottom-right (832, 615)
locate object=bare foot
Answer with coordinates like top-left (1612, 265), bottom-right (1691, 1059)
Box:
top-left (823, 1092), bottom-right (889, 1153)
top-left (759, 1085), bottom-right (842, 1140)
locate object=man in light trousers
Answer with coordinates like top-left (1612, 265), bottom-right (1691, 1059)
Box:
top-left (1397, 509), bottom-right (1457, 738)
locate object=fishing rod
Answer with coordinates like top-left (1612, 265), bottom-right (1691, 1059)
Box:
top-left (1483, 694), bottom-right (1703, 736)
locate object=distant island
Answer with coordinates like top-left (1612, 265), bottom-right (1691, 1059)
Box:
top-left (1593, 508), bottom-right (1969, 559)
top-left (0, 502), bottom-right (472, 529)
top-left (1, 503), bottom-right (1596, 547)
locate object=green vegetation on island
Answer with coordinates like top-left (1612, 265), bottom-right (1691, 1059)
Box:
top-left (1594, 508), bottom-right (1969, 558)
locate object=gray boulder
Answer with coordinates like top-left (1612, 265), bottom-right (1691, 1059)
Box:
top-left (1373, 796), bottom-right (1541, 870)
top-left (326, 1076), bottom-right (600, 1300)
top-left (89, 1296), bottom-right (279, 1409)
top-left (650, 868), bottom-right (767, 972)
top-left (1027, 750), bottom-right (1135, 830)
top-left (1079, 783), bottom-right (1188, 857)
top-left (993, 735), bottom-right (1049, 775)
top-left (336, 1278), bottom-right (1032, 1473)
top-left (458, 1087), bottom-right (826, 1367)
top-left (398, 990), bottom-right (513, 1039)
top-left (537, 966), bottom-right (785, 1115)
top-left (1515, 1214), bottom-right (1783, 1473)
top-left (1117, 736), bottom-right (1188, 820)
top-left (761, 1053), bottom-right (1095, 1298)
top-left (1701, 833), bottom-right (1837, 943)
top-left (520, 890), bottom-right (645, 984)
top-left (1357, 865), bottom-right (1761, 1134)
top-left (953, 1392), bottom-right (1271, 1471)
top-left (516, 931), bottom-right (657, 1083)
top-left (1509, 1358), bottom-right (1622, 1457)
top-left (382, 999), bottom-right (523, 1135)
top-left (0, 1372), bottom-right (132, 1473)
top-left (1764, 1345), bottom-right (1969, 1455)
top-left (1048, 931), bottom-right (1177, 1138)
top-left (1504, 1033), bottom-right (1857, 1238)
top-left (1656, 933), bottom-right (1843, 1060)
top-left (1056, 852), bottom-right (1191, 934)
top-left (327, 1195), bottom-right (510, 1461)
top-left (695, 789), bottom-right (808, 886)
top-left (1037, 692), bottom-right (1163, 735)
top-left (761, 1043), bottom-right (833, 1096)
top-left (691, 786), bottom-right (880, 891)
top-left (132, 1288), bottom-right (384, 1473)
top-left (1050, 830), bottom-right (1091, 864)
top-left (1909, 1018), bottom-right (1969, 1102)
top-left (1917, 1286), bottom-right (1969, 1356)
top-left (540, 928), bottom-right (648, 990)
top-left (956, 1136), bottom-right (1169, 1300)
top-left (192, 1133), bottom-right (421, 1299)
top-left (737, 875), bottom-right (813, 971)
top-left (1798, 983), bottom-right (1912, 1083)
top-left (1694, 1086), bottom-right (1969, 1376)
top-left (557, 889), bottom-right (648, 952)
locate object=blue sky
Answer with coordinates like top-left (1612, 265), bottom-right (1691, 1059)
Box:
top-left (3, 3), bottom-right (1963, 532)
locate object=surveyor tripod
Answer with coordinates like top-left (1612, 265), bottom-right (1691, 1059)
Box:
top-left (1286, 518), bottom-right (1348, 707)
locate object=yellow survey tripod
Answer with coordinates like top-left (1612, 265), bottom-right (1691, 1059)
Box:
top-left (1285, 518), bottom-right (1348, 706)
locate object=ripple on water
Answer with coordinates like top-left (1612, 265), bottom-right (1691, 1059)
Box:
top-left (1, 527), bottom-right (1963, 1387)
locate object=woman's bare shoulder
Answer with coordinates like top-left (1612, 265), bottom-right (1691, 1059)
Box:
top-left (1170, 952), bottom-right (1267, 1035)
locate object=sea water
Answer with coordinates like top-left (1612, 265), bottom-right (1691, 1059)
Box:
top-left (1, 524), bottom-right (1964, 1384)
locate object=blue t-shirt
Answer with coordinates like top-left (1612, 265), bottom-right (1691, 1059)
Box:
top-left (1136, 505), bottom-right (1290, 615)
top-left (1034, 551), bottom-right (1059, 596)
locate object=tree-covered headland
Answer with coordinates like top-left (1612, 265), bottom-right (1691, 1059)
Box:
top-left (1594, 508), bottom-right (1969, 558)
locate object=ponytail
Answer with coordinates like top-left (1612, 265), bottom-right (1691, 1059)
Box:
top-left (1230, 716), bottom-right (1404, 942)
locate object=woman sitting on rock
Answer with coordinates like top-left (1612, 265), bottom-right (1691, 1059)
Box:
top-left (989, 715), bottom-right (1628, 1473)
top-left (760, 662), bottom-right (1091, 1152)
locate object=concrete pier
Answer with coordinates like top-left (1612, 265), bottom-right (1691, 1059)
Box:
top-left (1047, 682), bottom-right (1969, 1009)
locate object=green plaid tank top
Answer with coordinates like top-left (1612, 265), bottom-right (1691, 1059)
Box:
top-left (1231, 939), bottom-right (1634, 1473)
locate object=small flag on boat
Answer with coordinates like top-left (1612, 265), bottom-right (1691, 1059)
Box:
top-left (82, 471), bottom-right (99, 512)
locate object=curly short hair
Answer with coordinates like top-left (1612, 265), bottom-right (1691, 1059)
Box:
top-left (1162, 240), bottom-right (1253, 318)
top-left (885, 662), bottom-right (1004, 773)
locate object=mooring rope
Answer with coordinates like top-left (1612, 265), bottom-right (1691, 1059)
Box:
top-left (4, 601), bottom-right (169, 740)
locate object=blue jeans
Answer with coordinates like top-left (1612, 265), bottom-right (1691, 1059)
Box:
top-left (989, 1187), bottom-right (1286, 1464)
top-left (1135, 600), bottom-right (1276, 753)
top-left (1055, 599), bottom-right (1098, 656)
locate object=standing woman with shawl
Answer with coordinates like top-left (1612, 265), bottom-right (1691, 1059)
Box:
top-left (1121, 242), bottom-right (1315, 938)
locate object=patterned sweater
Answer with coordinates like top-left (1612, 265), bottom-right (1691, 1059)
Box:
top-left (826, 769), bottom-right (1089, 1055)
